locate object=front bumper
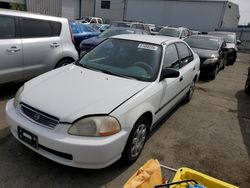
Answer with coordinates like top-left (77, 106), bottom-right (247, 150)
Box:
top-left (6, 99), bottom-right (128, 169)
top-left (200, 63), bottom-right (217, 75)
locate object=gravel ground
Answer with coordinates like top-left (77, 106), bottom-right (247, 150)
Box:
top-left (0, 53), bottom-right (249, 188)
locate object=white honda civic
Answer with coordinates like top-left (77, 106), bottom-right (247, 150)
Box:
top-left (6, 34), bottom-right (200, 169)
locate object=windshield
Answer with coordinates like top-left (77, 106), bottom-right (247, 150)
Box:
top-left (209, 32), bottom-right (235, 43)
top-left (99, 28), bottom-right (136, 38)
top-left (184, 37), bottom-right (219, 50)
top-left (159, 28), bottom-right (180, 37)
top-left (77, 39), bottom-right (162, 82)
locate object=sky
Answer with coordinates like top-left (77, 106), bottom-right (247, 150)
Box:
top-left (229, 0), bottom-right (250, 25)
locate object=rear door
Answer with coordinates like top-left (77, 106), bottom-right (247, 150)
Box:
top-left (20, 18), bottom-right (62, 80)
top-left (0, 15), bottom-right (23, 84)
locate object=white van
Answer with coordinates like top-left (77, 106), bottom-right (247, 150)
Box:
top-left (0, 9), bottom-right (78, 84)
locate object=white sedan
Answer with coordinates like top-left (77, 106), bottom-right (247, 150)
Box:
top-left (6, 34), bottom-right (200, 169)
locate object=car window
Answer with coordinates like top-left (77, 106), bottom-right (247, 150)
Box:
top-left (90, 19), bottom-right (97, 23)
top-left (180, 30), bottom-right (186, 38)
top-left (97, 19), bottom-right (102, 24)
top-left (0, 16), bottom-right (15, 39)
top-left (78, 39), bottom-right (162, 82)
top-left (51, 21), bottom-right (62, 36)
top-left (176, 43), bottom-right (193, 67)
top-left (163, 44), bottom-right (180, 69)
top-left (132, 24), bottom-right (144, 30)
top-left (159, 28), bottom-right (180, 38)
top-left (21, 18), bottom-right (53, 38)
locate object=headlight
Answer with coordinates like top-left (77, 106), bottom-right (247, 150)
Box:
top-left (203, 58), bottom-right (218, 65)
top-left (14, 85), bottom-right (24, 108)
top-left (68, 116), bottom-right (121, 137)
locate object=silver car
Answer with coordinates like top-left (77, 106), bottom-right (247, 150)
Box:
top-left (0, 9), bottom-right (78, 84)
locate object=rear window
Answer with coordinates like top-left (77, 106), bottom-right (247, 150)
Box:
top-left (159, 28), bottom-right (180, 38)
top-left (0, 16), bottom-right (15, 39)
top-left (21, 18), bottom-right (61, 38)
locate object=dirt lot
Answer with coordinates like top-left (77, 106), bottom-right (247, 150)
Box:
top-left (0, 53), bottom-right (250, 188)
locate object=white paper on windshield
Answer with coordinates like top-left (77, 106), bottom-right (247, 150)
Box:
top-left (138, 43), bottom-right (158, 51)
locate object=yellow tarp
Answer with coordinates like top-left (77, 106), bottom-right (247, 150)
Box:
top-left (123, 159), bottom-right (163, 188)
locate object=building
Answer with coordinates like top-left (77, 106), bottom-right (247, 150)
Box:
top-left (0, 0), bottom-right (240, 31)
top-left (125, 0), bottom-right (240, 32)
top-left (0, 0), bottom-right (124, 23)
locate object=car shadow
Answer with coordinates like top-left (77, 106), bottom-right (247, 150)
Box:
top-left (235, 90), bottom-right (250, 159)
top-left (0, 135), bottom-right (130, 187)
top-left (0, 82), bottom-right (24, 101)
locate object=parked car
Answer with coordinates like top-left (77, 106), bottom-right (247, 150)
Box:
top-left (6, 34), bottom-right (200, 169)
top-left (158, 27), bottom-right (191, 39)
top-left (91, 23), bottom-right (110, 32)
top-left (78, 16), bottom-right (104, 24)
top-left (184, 35), bottom-right (227, 79)
top-left (111, 21), bottom-right (152, 33)
top-left (111, 21), bottom-right (131, 28)
top-left (208, 31), bottom-right (241, 65)
top-left (69, 21), bottom-right (100, 52)
top-left (0, 9), bottom-right (78, 85)
top-left (79, 27), bottom-right (149, 53)
top-left (245, 67), bottom-right (250, 95)
top-left (130, 23), bottom-right (151, 32)
top-left (150, 26), bottom-right (164, 35)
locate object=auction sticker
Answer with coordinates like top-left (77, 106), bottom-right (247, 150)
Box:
top-left (138, 43), bottom-right (158, 51)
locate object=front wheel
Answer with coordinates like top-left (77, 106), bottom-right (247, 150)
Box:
top-left (245, 76), bottom-right (250, 95)
top-left (210, 64), bottom-right (219, 80)
top-left (184, 80), bottom-right (195, 103)
top-left (56, 59), bottom-right (74, 68)
top-left (121, 116), bottom-right (149, 165)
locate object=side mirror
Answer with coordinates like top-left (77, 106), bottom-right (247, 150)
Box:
top-left (237, 40), bottom-right (241, 45)
top-left (160, 68), bottom-right (180, 81)
top-left (80, 51), bottom-right (87, 59)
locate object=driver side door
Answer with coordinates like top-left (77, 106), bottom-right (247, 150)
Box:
top-left (155, 44), bottom-right (181, 119)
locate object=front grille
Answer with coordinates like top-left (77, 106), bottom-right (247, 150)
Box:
top-left (20, 103), bottom-right (59, 129)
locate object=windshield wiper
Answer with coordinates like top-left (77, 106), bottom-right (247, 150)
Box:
top-left (99, 69), bottom-right (135, 79)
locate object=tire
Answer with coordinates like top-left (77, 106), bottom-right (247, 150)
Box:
top-left (221, 58), bottom-right (226, 70)
top-left (210, 64), bottom-right (219, 80)
top-left (245, 76), bottom-right (250, 95)
top-left (56, 59), bottom-right (74, 68)
top-left (121, 116), bottom-right (149, 165)
top-left (184, 80), bottom-right (195, 103)
top-left (227, 51), bottom-right (237, 65)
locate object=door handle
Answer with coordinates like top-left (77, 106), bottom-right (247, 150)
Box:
top-left (6, 46), bottom-right (21, 53)
top-left (193, 67), bottom-right (196, 71)
top-left (179, 76), bottom-right (183, 82)
top-left (50, 43), bottom-right (60, 48)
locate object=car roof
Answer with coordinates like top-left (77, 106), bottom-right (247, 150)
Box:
top-left (0, 8), bottom-right (66, 22)
top-left (111, 34), bottom-right (182, 45)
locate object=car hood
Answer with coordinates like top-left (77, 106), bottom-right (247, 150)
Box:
top-left (74, 32), bottom-right (100, 38)
top-left (80, 37), bottom-right (105, 46)
top-left (226, 43), bottom-right (236, 49)
top-left (192, 48), bottom-right (219, 58)
top-left (20, 65), bottom-right (149, 122)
